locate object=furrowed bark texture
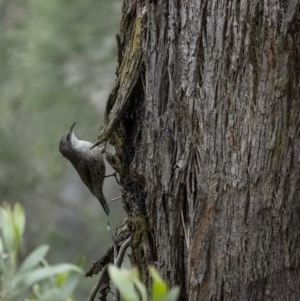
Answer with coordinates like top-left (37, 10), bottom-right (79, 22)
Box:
top-left (99, 0), bottom-right (300, 300)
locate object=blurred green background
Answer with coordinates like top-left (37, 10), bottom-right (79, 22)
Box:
top-left (0, 0), bottom-right (123, 298)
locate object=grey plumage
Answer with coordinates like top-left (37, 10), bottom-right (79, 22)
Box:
top-left (59, 123), bottom-right (109, 215)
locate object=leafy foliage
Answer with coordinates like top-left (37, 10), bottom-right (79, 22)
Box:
top-left (0, 203), bottom-right (83, 301)
top-left (108, 265), bottom-right (180, 301)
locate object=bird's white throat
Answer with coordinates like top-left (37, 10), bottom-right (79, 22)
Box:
top-left (71, 132), bottom-right (93, 152)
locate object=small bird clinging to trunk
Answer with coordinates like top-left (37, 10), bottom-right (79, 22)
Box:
top-left (59, 122), bottom-right (109, 215)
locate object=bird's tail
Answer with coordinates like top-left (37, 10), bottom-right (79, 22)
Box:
top-left (98, 194), bottom-right (110, 215)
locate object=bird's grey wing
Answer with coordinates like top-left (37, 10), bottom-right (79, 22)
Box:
top-left (74, 158), bottom-right (109, 215)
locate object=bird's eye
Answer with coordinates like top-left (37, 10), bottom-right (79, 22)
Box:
top-left (66, 134), bottom-right (70, 141)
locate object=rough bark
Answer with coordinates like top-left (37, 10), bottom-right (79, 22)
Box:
top-left (97, 0), bottom-right (300, 300)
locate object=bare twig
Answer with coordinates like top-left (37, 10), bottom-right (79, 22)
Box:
top-left (86, 218), bottom-right (131, 301)
top-left (112, 225), bottom-right (131, 301)
top-left (87, 265), bottom-right (109, 301)
top-left (85, 246), bottom-right (113, 277)
top-left (115, 237), bottom-right (131, 267)
top-left (104, 172), bottom-right (117, 178)
top-left (111, 196), bottom-right (122, 202)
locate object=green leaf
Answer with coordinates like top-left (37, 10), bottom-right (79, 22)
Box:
top-left (18, 245), bottom-right (49, 274)
top-left (37, 288), bottom-right (61, 301)
top-left (149, 267), bottom-right (164, 283)
top-left (58, 269), bottom-right (82, 299)
top-left (32, 284), bottom-right (41, 298)
top-left (0, 208), bottom-right (3, 229)
top-left (55, 271), bottom-right (68, 287)
top-left (132, 277), bottom-right (147, 301)
top-left (1, 207), bottom-right (13, 248)
top-left (13, 203), bottom-right (26, 239)
top-left (164, 287), bottom-right (180, 301)
top-left (11, 263), bottom-right (83, 297)
top-left (108, 265), bottom-right (140, 301)
top-left (149, 267), bottom-right (167, 301)
top-left (1, 206), bottom-right (18, 259)
top-left (0, 237), bottom-right (3, 253)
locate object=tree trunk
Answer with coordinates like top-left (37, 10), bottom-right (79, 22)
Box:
top-left (97, 0), bottom-right (300, 300)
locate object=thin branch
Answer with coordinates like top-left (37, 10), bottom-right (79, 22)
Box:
top-left (115, 237), bottom-right (131, 267)
top-left (111, 196), bottom-right (122, 202)
top-left (86, 218), bottom-right (130, 300)
top-left (87, 265), bottom-right (108, 301)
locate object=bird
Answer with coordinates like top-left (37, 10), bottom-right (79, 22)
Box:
top-left (59, 122), bottom-right (109, 215)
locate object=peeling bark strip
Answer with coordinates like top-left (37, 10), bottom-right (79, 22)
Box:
top-left (99, 0), bottom-right (300, 300)
top-left (96, 1), bottom-right (144, 144)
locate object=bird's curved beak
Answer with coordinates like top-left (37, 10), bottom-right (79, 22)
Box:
top-left (69, 122), bottom-right (76, 132)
